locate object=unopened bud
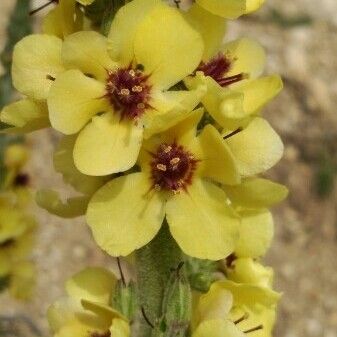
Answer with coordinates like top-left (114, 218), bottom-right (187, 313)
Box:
top-left (113, 280), bottom-right (138, 321)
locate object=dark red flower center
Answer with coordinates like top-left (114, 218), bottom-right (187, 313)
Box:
top-left (150, 142), bottom-right (199, 192)
top-left (197, 53), bottom-right (247, 87)
top-left (105, 65), bottom-right (152, 120)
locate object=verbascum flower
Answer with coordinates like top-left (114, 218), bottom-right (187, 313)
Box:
top-left (46, 0), bottom-right (204, 176)
top-left (48, 267), bottom-right (130, 337)
top-left (195, 0), bottom-right (265, 19)
top-left (36, 135), bottom-right (108, 218)
top-left (193, 278), bottom-right (280, 337)
top-left (185, 37), bottom-right (282, 131)
top-left (86, 108), bottom-right (241, 260)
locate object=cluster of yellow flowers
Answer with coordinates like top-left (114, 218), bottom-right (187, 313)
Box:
top-left (0, 0), bottom-right (288, 335)
top-left (0, 144), bottom-right (36, 300)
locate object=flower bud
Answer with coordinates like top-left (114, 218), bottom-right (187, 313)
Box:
top-left (113, 280), bottom-right (138, 321)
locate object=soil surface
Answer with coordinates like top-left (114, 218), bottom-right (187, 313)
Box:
top-left (0, 1), bottom-right (336, 336)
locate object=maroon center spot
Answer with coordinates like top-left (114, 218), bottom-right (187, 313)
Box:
top-left (105, 65), bottom-right (152, 120)
top-left (197, 53), bottom-right (247, 87)
top-left (150, 142), bottom-right (199, 192)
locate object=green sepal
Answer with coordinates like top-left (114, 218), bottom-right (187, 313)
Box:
top-left (113, 279), bottom-right (138, 321)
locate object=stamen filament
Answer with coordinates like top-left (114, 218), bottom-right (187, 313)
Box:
top-left (234, 312), bottom-right (249, 325)
top-left (243, 325), bottom-right (264, 334)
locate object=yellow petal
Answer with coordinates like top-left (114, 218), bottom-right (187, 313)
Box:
top-left (193, 319), bottom-right (245, 337)
top-left (166, 178), bottom-right (239, 260)
top-left (223, 38), bottom-right (266, 79)
top-left (235, 210), bottom-right (274, 258)
top-left (86, 173), bottom-right (165, 256)
top-left (54, 136), bottom-right (107, 194)
top-left (185, 3), bottom-right (227, 60)
top-left (196, 0), bottom-right (246, 19)
top-left (143, 85), bottom-right (206, 139)
top-left (134, 5), bottom-right (204, 90)
top-left (59, 0), bottom-right (84, 37)
top-left (42, 7), bottom-right (64, 39)
top-left (246, 0), bottom-right (266, 14)
top-left (224, 177), bottom-right (288, 208)
top-left (215, 280), bottom-right (280, 308)
top-left (66, 267), bottom-right (115, 304)
top-left (108, 0), bottom-right (160, 62)
top-left (110, 318), bottom-right (130, 337)
top-left (198, 124), bottom-right (240, 185)
top-left (226, 258), bottom-right (274, 289)
top-left (0, 206), bottom-right (26, 242)
top-left (226, 75), bottom-right (283, 117)
top-left (0, 99), bottom-right (49, 133)
top-left (12, 34), bottom-right (64, 99)
top-left (48, 69), bottom-right (108, 134)
top-left (226, 118), bottom-right (284, 176)
top-left (74, 112), bottom-right (143, 176)
top-left (62, 31), bottom-right (117, 81)
top-left (36, 189), bottom-right (89, 218)
top-left (197, 288), bottom-right (233, 322)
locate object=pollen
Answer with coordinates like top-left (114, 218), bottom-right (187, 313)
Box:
top-left (120, 88), bottom-right (130, 96)
top-left (156, 164), bottom-right (167, 171)
top-left (170, 157), bottom-right (180, 165)
top-left (132, 85), bottom-right (143, 92)
top-left (164, 145), bottom-right (172, 153)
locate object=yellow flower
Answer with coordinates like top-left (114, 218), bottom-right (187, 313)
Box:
top-left (193, 279), bottom-right (280, 337)
top-left (47, 0), bottom-right (204, 176)
top-left (36, 135), bottom-right (108, 218)
top-left (86, 108), bottom-right (240, 260)
top-left (48, 267), bottom-right (130, 337)
top-left (195, 0), bottom-right (265, 19)
top-left (185, 38), bottom-right (283, 131)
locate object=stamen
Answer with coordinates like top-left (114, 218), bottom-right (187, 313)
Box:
top-left (154, 184), bottom-right (161, 191)
top-left (120, 88), bottom-right (130, 96)
top-left (234, 313), bottom-right (249, 325)
top-left (129, 69), bottom-right (136, 77)
top-left (218, 73), bottom-right (248, 87)
top-left (243, 325), bottom-right (263, 334)
top-left (137, 103), bottom-right (145, 109)
top-left (164, 145), bottom-right (172, 153)
top-left (170, 157), bottom-right (180, 165)
top-left (132, 85), bottom-right (143, 93)
top-left (156, 164), bottom-right (167, 171)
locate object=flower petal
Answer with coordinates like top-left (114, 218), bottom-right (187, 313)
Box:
top-left (224, 75), bottom-right (283, 117)
top-left (197, 288), bottom-right (233, 322)
top-left (12, 34), bottom-right (64, 99)
top-left (108, 0), bottom-right (160, 63)
top-left (48, 69), bottom-right (108, 134)
top-left (62, 31), bottom-right (117, 81)
top-left (224, 177), bottom-right (288, 208)
top-left (9, 261), bottom-right (35, 300)
top-left (54, 136), bottom-right (108, 194)
top-left (196, 0), bottom-right (246, 19)
top-left (86, 173), bottom-right (165, 256)
top-left (0, 99), bottom-right (49, 133)
top-left (42, 7), bottom-right (64, 38)
top-left (226, 118), bottom-right (284, 176)
top-left (143, 85), bottom-right (206, 139)
top-left (74, 112), bottom-right (143, 176)
top-left (198, 124), bottom-right (240, 185)
top-left (226, 258), bottom-right (274, 288)
top-left (223, 38), bottom-right (266, 79)
top-left (66, 267), bottom-right (115, 304)
top-left (134, 5), bottom-right (204, 90)
top-left (166, 179), bottom-right (239, 260)
top-left (35, 189), bottom-right (89, 218)
top-left (185, 3), bottom-right (227, 60)
top-left (235, 210), bottom-right (274, 258)
top-left (193, 319), bottom-right (245, 337)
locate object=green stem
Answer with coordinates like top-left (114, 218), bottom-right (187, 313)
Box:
top-left (135, 223), bottom-right (184, 337)
top-left (100, 0), bottom-right (124, 36)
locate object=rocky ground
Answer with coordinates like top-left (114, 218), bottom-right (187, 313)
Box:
top-left (0, 0), bottom-right (336, 336)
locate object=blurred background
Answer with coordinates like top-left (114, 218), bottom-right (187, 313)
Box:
top-left (0, 0), bottom-right (336, 336)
